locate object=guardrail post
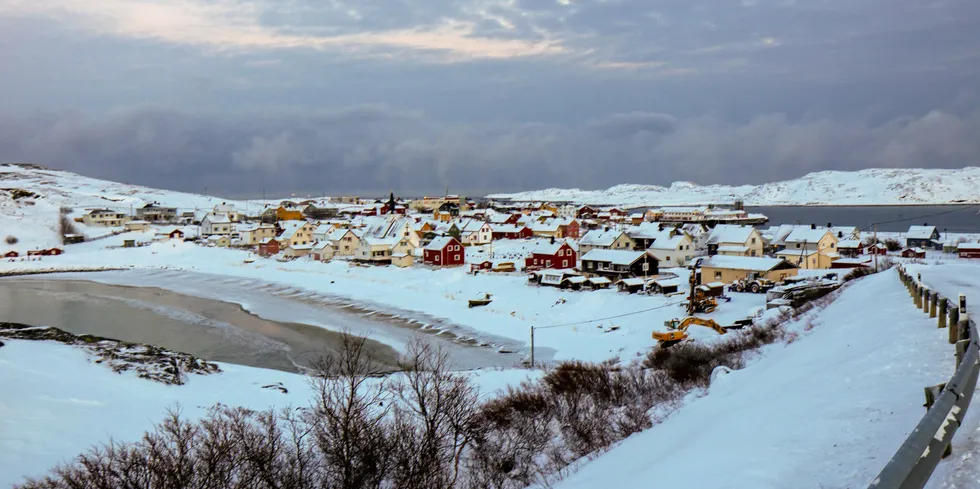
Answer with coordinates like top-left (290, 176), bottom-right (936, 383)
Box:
top-left (915, 284), bottom-right (922, 308)
top-left (930, 292), bottom-right (938, 318)
top-left (922, 287), bottom-right (931, 313)
top-left (938, 297), bottom-right (948, 329)
top-left (950, 307), bottom-right (960, 344)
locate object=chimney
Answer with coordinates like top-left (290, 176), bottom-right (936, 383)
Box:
top-left (550, 236), bottom-right (555, 245)
top-left (827, 222), bottom-right (832, 228)
top-left (604, 226), bottom-right (610, 232)
top-left (810, 223), bottom-right (816, 230)
top-left (923, 223), bottom-right (928, 226)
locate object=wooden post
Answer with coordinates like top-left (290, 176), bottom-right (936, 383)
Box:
top-left (956, 338), bottom-right (969, 368)
top-left (915, 285), bottom-right (922, 308)
top-left (938, 297), bottom-right (948, 329)
top-left (922, 287), bottom-right (930, 313)
top-left (930, 292), bottom-right (938, 318)
top-left (950, 307), bottom-right (960, 345)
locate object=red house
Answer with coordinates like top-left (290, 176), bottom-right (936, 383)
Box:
top-left (958, 243), bottom-right (980, 259)
top-left (576, 206), bottom-right (597, 219)
top-left (27, 250), bottom-right (43, 256)
top-left (492, 225), bottom-right (533, 240)
top-left (525, 240), bottom-right (577, 270)
top-left (258, 238), bottom-right (281, 257)
top-left (43, 248), bottom-right (64, 256)
top-left (560, 220), bottom-right (581, 239)
top-left (3, 251), bottom-right (18, 258)
top-left (900, 248), bottom-right (926, 259)
top-left (423, 236), bottom-right (464, 267)
top-left (867, 244), bottom-right (888, 255)
top-left (169, 229), bottom-right (185, 240)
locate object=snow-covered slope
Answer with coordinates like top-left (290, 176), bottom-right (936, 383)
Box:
top-left (0, 163), bottom-right (249, 252)
top-left (490, 168), bottom-right (980, 206)
top-left (555, 269), bottom-right (953, 489)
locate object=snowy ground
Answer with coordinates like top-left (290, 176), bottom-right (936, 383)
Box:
top-left (902, 262), bottom-right (980, 489)
top-left (0, 240), bottom-right (769, 363)
top-left (553, 269), bottom-right (955, 489)
top-left (0, 338), bottom-right (538, 487)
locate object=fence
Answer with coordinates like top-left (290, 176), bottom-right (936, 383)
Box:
top-left (868, 266), bottom-right (979, 489)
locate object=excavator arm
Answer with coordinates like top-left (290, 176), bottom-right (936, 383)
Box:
top-left (653, 316), bottom-right (727, 344)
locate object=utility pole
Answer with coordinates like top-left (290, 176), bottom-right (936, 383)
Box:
top-left (874, 224), bottom-right (879, 272)
top-left (529, 326), bottom-right (535, 368)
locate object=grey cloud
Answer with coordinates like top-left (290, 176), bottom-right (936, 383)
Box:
top-left (2, 106), bottom-right (979, 198)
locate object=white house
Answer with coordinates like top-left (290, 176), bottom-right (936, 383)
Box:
top-left (201, 213), bottom-right (233, 236)
top-left (646, 230), bottom-right (696, 267)
top-left (460, 220), bottom-right (493, 246)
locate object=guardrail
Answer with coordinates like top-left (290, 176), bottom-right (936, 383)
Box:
top-left (868, 266), bottom-right (979, 489)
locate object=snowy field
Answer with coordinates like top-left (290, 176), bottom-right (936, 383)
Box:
top-left (0, 339), bottom-right (538, 487)
top-left (555, 269), bottom-right (956, 489)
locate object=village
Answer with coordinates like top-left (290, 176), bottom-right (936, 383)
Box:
top-left (8, 192), bottom-right (980, 307)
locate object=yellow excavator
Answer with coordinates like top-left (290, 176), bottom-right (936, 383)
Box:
top-left (652, 317), bottom-right (728, 347)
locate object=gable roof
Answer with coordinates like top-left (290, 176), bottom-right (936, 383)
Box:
top-left (785, 228), bottom-right (832, 244)
top-left (581, 249), bottom-right (653, 266)
top-left (579, 229), bottom-right (625, 247)
top-left (203, 213), bottom-right (231, 224)
top-left (278, 221), bottom-right (307, 240)
top-left (531, 240), bottom-right (574, 256)
top-left (907, 225), bottom-right (938, 239)
top-left (706, 225), bottom-right (757, 245)
top-left (425, 236), bottom-right (459, 251)
top-left (649, 231), bottom-right (691, 250)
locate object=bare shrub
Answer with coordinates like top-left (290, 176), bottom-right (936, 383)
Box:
top-left (59, 215), bottom-right (79, 237)
top-left (5, 235), bottom-right (17, 245)
top-left (883, 238), bottom-right (902, 252)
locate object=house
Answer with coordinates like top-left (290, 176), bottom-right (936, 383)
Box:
top-left (136, 203), bottom-right (178, 222)
top-left (205, 235), bottom-right (231, 247)
top-left (626, 222), bottom-right (670, 250)
top-left (492, 224), bottom-right (533, 240)
top-left (646, 229), bottom-right (696, 268)
top-left (630, 213), bottom-right (644, 225)
top-left (580, 249), bottom-right (659, 281)
top-left (576, 206), bottom-right (598, 219)
top-left (578, 229), bottom-right (634, 254)
top-left (774, 227), bottom-right (839, 269)
top-left (434, 202), bottom-right (460, 222)
top-left (169, 229), bottom-right (185, 242)
top-left (423, 236), bottom-right (464, 267)
top-left (836, 240), bottom-right (864, 258)
top-left (213, 204), bottom-right (242, 222)
top-left (258, 238), bottom-right (281, 256)
top-left (355, 236), bottom-right (408, 264)
top-left (867, 243), bottom-right (888, 255)
top-left (125, 220), bottom-right (151, 232)
top-left (706, 225), bottom-right (764, 257)
top-left (682, 223), bottom-right (711, 250)
top-left (63, 234), bottom-right (85, 245)
top-left (488, 212), bottom-right (522, 226)
top-left (3, 251), bottom-right (19, 258)
top-left (460, 220), bottom-right (493, 246)
top-left (529, 268), bottom-right (582, 288)
top-left (901, 248), bottom-right (926, 259)
top-left (201, 213), bottom-right (233, 236)
top-left (238, 224), bottom-right (277, 246)
top-left (525, 240), bottom-right (577, 270)
top-left (311, 241), bottom-right (334, 262)
top-left (645, 209), bottom-right (664, 222)
top-left (283, 243), bottom-right (314, 258)
top-left (958, 242), bottom-right (980, 259)
top-left (906, 225), bottom-right (942, 250)
top-left (278, 221), bottom-right (317, 248)
top-left (81, 209), bottom-right (128, 227)
top-left (330, 228), bottom-right (362, 256)
top-left (531, 218), bottom-right (580, 239)
top-left (698, 256), bottom-right (799, 284)
top-left (275, 206), bottom-right (305, 221)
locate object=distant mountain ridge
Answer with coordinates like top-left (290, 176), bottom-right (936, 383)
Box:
top-left (488, 168), bottom-right (980, 207)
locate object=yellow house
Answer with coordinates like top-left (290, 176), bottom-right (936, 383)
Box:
top-left (699, 256), bottom-right (799, 284)
top-left (776, 228), bottom-right (839, 269)
top-left (276, 206), bottom-right (305, 221)
top-left (706, 225), bottom-right (765, 257)
top-left (239, 224), bottom-right (277, 246)
top-left (330, 228), bottom-right (361, 256)
top-left (82, 209), bottom-right (128, 227)
top-left (278, 221), bottom-right (317, 247)
top-left (578, 229), bottom-right (635, 255)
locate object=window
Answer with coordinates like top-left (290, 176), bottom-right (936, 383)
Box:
top-left (666, 256), bottom-right (671, 262)
top-left (455, 254), bottom-right (460, 261)
top-left (562, 260), bottom-right (568, 267)
top-left (546, 260), bottom-right (552, 267)
top-left (796, 243), bottom-right (801, 248)
top-left (435, 255), bottom-right (440, 262)
top-left (714, 271), bottom-right (722, 280)
top-left (750, 250), bottom-right (756, 257)
top-left (751, 238), bottom-right (756, 244)
top-left (831, 243), bottom-right (835, 248)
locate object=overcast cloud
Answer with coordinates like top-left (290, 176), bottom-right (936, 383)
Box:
top-left (1, 0), bottom-right (979, 196)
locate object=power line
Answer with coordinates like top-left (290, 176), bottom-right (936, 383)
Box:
top-left (535, 300), bottom-right (686, 330)
top-left (859, 204), bottom-right (980, 232)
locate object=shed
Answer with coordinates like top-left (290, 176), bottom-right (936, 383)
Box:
top-left (392, 253), bottom-right (414, 268)
top-left (4, 251), bottom-right (19, 258)
top-left (617, 277), bottom-right (647, 294)
top-left (123, 239), bottom-right (136, 248)
top-left (586, 276), bottom-right (612, 289)
top-left (900, 248), bottom-right (926, 259)
top-left (258, 238), bottom-right (281, 257)
top-left (648, 279), bottom-right (680, 295)
top-left (958, 242), bottom-right (980, 259)
top-left (829, 257), bottom-right (872, 269)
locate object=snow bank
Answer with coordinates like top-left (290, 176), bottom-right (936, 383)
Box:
top-left (554, 269), bottom-right (953, 489)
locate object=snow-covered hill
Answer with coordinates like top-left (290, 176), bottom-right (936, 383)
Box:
top-left (489, 168), bottom-right (980, 206)
top-left (0, 163), bottom-right (250, 252)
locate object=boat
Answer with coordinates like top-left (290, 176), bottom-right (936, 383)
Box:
top-left (468, 293), bottom-right (493, 308)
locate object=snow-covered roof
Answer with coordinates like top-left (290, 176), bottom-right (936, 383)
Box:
top-left (833, 257), bottom-right (872, 265)
top-left (325, 227), bottom-right (353, 242)
top-left (907, 225), bottom-right (938, 239)
top-left (785, 228), bottom-right (831, 244)
top-left (699, 255), bottom-right (794, 271)
top-left (618, 278), bottom-right (646, 286)
top-left (313, 224), bottom-right (334, 236)
top-left (258, 237), bottom-right (278, 244)
top-left (492, 224), bottom-right (527, 234)
top-left (287, 243), bottom-right (314, 250)
top-left (837, 239), bottom-right (863, 248)
top-left (581, 249), bottom-right (650, 265)
top-left (717, 245), bottom-right (748, 253)
top-left (649, 232), bottom-right (689, 250)
top-left (563, 276), bottom-right (588, 284)
top-left (362, 236), bottom-right (400, 246)
top-left (588, 277), bottom-right (612, 285)
top-left (312, 241), bottom-right (332, 250)
top-left (626, 222), bottom-right (668, 240)
top-left (425, 236), bottom-right (458, 251)
top-left (461, 219), bottom-right (489, 232)
top-left (531, 240), bottom-right (572, 255)
top-left (706, 225), bottom-right (756, 245)
top-left (278, 221), bottom-right (306, 239)
top-left (579, 229), bottom-right (624, 247)
top-left (775, 249), bottom-right (817, 257)
top-left (958, 242), bottom-right (980, 251)
top-left (203, 213), bottom-right (231, 224)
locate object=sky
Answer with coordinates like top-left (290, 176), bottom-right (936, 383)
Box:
top-left (1, 0), bottom-right (979, 197)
